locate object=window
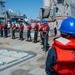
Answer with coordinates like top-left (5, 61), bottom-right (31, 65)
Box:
top-left (57, 0), bottom-right (64, 4)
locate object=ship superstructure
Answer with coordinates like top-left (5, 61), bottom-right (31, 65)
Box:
top-left (0, 0), bottom-right (5, 14)
top-left (40, 0), bottom-right (75, 21)
top-left (0, 0), bottom-right (6, 20)
top-left (39, 0), bottom-right (75, 36)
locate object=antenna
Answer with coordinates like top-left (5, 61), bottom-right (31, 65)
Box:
top-left (0, 0), bottom-right (5, 14)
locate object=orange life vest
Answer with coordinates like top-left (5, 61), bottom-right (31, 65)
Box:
top-left (12, 24), bottom-right (16, 30)
top-left (39, 24), bottom-right (44, 31)
top-left (19, 24), bottom-right (24, 31)
top-left (27, 25), bottom-right (32, 30)
top-left (0, 24), bottom-right (4, 30)
top-left (53, 37), bottom-right (75, 75)
top-left (34, 24), bottom-right (39, 30)
top-left (42, 24), bottom-right (49, 33)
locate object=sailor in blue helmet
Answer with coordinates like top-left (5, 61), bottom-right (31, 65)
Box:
top-left (42, 20), bottom-right (50, 52)
top-left (39, 20), bottom-right (45, 45)
top-left (26, 22), bottom-right (32, 41)
top-left (45, 17), bottom-right (75, 75)
top-left (11, 22), bottom-right (16, 39)
top-left (33, 20), bottom-right (39, 43)
top-left (4, 22), bottom-right (8, 38)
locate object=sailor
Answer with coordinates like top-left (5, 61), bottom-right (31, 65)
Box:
top-left (4, 22), bottom-right (8, 38)
top-left (33, 20), bottom-right (39, 43)
top-left (39, 20), bottom-right (45, 45)
top-left (42, 20), bottom-right (50, 52)
top-left (45, 17), bottom-right (75, 75)
top-left (0, 22), bottom-right (4, 37)
top-left (54, 27), bottom-right (57, 36)
top-left (19, 22), bottom-right (24, 41)
top-left (26, 22), bottom-right (32, 41)
top-left (11, 22), bottom-right (16, 39)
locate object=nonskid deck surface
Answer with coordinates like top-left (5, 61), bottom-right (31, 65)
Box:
top-left (0, 48), bottom-right (36, 71)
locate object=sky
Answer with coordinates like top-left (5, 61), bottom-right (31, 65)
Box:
top-left (5, 0), bottom-right (43, 19)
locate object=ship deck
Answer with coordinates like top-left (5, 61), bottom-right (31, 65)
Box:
top-left (0, 32), bottom-right (55, 75)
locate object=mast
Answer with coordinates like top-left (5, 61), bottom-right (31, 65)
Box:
top-left (0, 0), bottom-right (5, 14)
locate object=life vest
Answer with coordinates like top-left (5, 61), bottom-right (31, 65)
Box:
top-left (27, 25), bottom-right (32, 30)
top-left (34, 23), bottom-right (39, 31)
top-left (12, 24), bottom-right (16, 30)
top-left (19, 24), bottom-right (24, 31)
top-left (1, 24), bottom-right (4, 30)
top-left (39, 24), bottom-right (44, 31)
top-left (4, 23), bottom-right (8, 29)
top-left (42, 24), bottom-right (49, 33)
top-left (53, 37), bottom-right (75, 75)
top-left (0, 24), bottom-right (3, 30)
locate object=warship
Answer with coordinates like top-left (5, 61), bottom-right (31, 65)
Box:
top-left (0, 0), bottom-right (75, 75)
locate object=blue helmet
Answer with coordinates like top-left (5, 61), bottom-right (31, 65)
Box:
top-left (40, 20), bottom-right (43, 23)
top-left (59, 17), bottom-right (75, 34)
top-left (0, 22), bottom-right (2, 24)
top-left (42, 20), bottom-right (47, 24)
top-left (34, 20), bottom-right (38, 23)
top-left (27, 22), bottom-right (31, 25)
top-left (12, 22), bottom-right (16, 24)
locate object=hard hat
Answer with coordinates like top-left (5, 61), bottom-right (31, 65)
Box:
top-left (40, 20), bottom-right (42, 23)
top-left (12, 22), bottom-right (13, 24)
top-left (0, 22), bottom-right (2, 24)
top-left (40, 20), bottom-right (44, 23)
top-left (42, 20), bottom-right (47, 24)
top-left (27, 22), bottom-right (31, 25)
top-left (12, 22), bottom-right (16, 24)
top-left (40, 20), bottom-right (43, 22)
top-left (4, 20), bottom-right (6, 22)
top-left (59, 17), bottom-right (75, 34)
top-left (34, 20), bottom-right (38, 23)
top-left (20, 22), bottom-right (23, 24)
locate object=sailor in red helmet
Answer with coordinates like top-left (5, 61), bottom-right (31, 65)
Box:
top-left (26, 22), bottom-right (32, 41)
top-left (11, 22), bottom-right (16, 39)
top-left (45, 17), bottom-right (75, 75)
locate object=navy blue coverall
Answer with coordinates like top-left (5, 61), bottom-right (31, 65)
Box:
top-left (4, 24), bottom-right (8, 38)
top-left (33, 24), bottom-right (39, 43)
top-left (19, 24), bottom-right (24, 40)
top-left (42, 25), bottom-right (50, 51)
top-left (45, 47), bottom-right (56, 75)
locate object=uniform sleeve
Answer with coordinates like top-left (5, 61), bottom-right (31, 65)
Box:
top-left (45, 48), bottom-right (56, 75)
top-left (46, 26), bottom-right (50, 34)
